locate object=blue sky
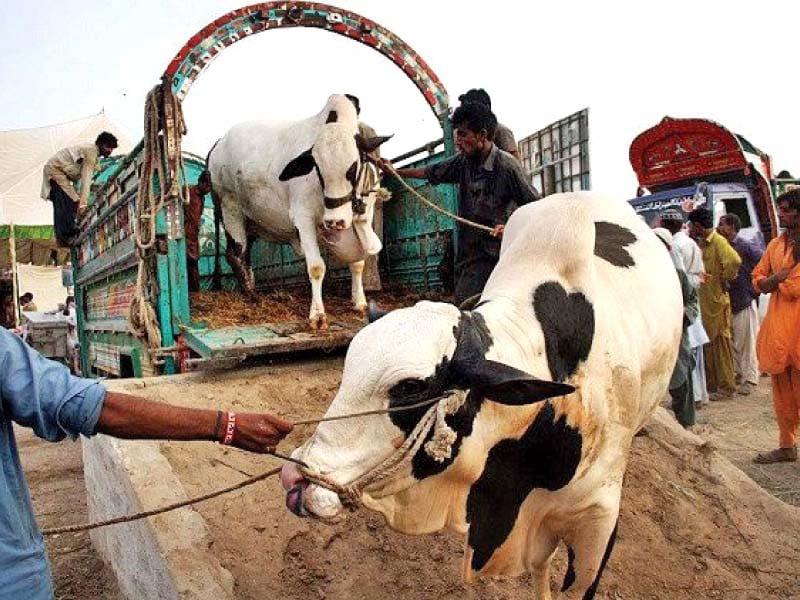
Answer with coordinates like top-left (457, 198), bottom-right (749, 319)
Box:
top-left (2, 0), bottom-right (797, 197)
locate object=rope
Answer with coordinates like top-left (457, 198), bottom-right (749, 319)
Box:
top-left (128, 83), bottom-right (187, 350)
top-left (41, 468), bottom-right (281, 536)
top-left (378, 161), bottom-right (495, 234)
top-left (41, 395), bottom-right (448, 536)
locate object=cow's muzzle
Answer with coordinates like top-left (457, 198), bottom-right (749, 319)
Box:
top-left (280, 462), bottom-right (343, 519)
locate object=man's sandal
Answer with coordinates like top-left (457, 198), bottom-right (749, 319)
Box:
top-left (753, 447), bottom-right (798, 464)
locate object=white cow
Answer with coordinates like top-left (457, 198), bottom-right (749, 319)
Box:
top-left (281, 192), bottom-right (683, 599)
top-left (207, 95), bottom-right (391, 329)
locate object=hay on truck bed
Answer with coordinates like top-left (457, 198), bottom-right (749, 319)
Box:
top-left (190, 288), bottom-right (451, 330)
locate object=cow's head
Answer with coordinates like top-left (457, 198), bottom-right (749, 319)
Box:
top-left (278, 103), bottom-right (390, 255)
top-left (281, 301), bottom-right (576, 543)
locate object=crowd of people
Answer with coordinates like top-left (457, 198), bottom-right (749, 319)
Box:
top-left (654, 192), bottom-right (800, 465)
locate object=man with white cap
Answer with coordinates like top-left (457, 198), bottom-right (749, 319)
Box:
top-left (659, 208), bottom-right (710, 407)
top-left (654, 226), bottom-right (698, 427)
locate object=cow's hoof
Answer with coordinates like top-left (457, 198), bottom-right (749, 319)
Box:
top-left (353, 303), bottom-right (368, 318)
top-left (309, 314), bottom-right (328, 331)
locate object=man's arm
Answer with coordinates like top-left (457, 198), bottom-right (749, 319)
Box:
top-left (97, 392), bottom-right (292, 453)
top-left (719, 237), bottom-right (743, 282)
top-left (78, 152), bottom-right (97, 209)
top-left (391, 166), bottom-right (428, 180)
top-left (752, 242), bottom-right (781, 293)
top-left (0, 329), bottom-right (292, 452)
top-left (49, 168), bottom-right (81, 204)
top-left (380, 155), bottom-right (463, 186)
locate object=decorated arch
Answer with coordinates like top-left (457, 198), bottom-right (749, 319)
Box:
top-left (163, 2), bottom-right (450, 119)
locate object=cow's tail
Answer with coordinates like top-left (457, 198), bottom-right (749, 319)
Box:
top-left (205, 137), bottom-right (221, 172)
top-left (205, 137), bottom-right (224, 290)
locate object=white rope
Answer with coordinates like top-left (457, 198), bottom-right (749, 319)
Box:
top-left (300, 391), bottom-right (467, 505)
top-left (379, 162), bottom-right (494, 234)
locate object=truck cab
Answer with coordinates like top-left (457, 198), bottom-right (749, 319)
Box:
top-left (627, 116), bottom-right (779, 248)
top-left (630, 181), bottom-right (767, 250)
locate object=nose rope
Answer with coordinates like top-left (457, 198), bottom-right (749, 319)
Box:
top-left (39, 394), bottom-right (458, 535)
top-left (296, 391), bottom-right (467, 506)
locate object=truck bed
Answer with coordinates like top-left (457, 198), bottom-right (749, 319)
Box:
top-left (181, 288), bottom-right (450, 364)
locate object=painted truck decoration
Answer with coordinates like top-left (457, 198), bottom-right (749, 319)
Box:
top-left (73, 2), bottom-right (460, 378)
top-left (628, 116), bottom-right (782, 249)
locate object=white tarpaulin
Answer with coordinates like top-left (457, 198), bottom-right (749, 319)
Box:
top-left (0, 111), bottom-right (131, 228)
top-left (16, 264), bottom-right (68, 313)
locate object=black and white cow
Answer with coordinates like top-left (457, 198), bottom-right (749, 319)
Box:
top-left (207, 95), bottom-right (391, 329)
top-left (280, 192), bottom-right (683, 599)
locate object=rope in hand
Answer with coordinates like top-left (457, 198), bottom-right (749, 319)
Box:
top-left (375, 160), bottom-right (495, 234)
top-left (41, 395), bottom-right (445, 536)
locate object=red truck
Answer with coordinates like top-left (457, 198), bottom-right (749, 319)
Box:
top-left (627, 116), bottom-right (795, 250)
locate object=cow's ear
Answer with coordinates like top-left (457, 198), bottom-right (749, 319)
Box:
top-left (455, 359), bottom-right (574, 405)
top-left (355, 133), bottom-right (394, 154)
top-left (449, 313), bottom-right (574, 405)
top-left (279, 148), bottom-right (316, 181)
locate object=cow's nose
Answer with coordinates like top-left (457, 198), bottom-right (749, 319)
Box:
top-left (324, 219), bottom-right (346, 230)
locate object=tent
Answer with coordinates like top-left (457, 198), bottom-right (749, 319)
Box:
top-left (0, 112), bottom-right (132, 317)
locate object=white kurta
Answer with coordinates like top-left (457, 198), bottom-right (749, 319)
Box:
top-left (40, 143), bottom-right (98, 206)
top-left (672, 230), bottom-right (710, 402)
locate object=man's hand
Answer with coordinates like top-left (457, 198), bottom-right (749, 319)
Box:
top-left (230, 413), bottom-right (294, 453)
top-left (97, 392), bottom-right (295, 453)
top-left (491, 224), bottom-right (505, 239)
top-left (376, 158), bottom-right (393, 173)
top-left (699, 272), bottom-right (712, 284)
top-left (775, 267), bottom-right (793, 282)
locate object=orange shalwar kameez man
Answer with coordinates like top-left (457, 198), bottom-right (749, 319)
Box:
top-left (752, 233), bottom-right (800, 453)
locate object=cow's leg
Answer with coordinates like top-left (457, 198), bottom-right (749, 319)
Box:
top-left (220, 197), bottom-right (255, 295)
top-left (528, 530), bottom-right (558, 600)
top-left (295, 219), bottom-right (328, 331)
top-left (559, 508), bottom-right (619, 600)
top-left (349, 260), bottom-right (368, 315)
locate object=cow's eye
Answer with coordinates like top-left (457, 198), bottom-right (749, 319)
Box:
top-left (392, 378), bottom-right (428, 398)
top-left (346, 161), bottom-right (358, 184)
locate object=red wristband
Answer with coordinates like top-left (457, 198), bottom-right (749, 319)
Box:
top-left (222, 412), bottom-right (237, 445)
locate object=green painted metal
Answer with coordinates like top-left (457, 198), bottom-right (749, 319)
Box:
top-left (0, 225), bottom-right (55, 240)
top-left (182, 325), bottom-right (280, 358)
top-left (381, 151), bottom-right (458, 290)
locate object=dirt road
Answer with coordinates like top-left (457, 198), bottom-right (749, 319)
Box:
top-left (17, 365), bottom-right (800, 599)
top-left (16, 427), bottom-right (122, 599)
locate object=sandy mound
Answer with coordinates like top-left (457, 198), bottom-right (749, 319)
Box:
top-left (115, 361), bottom-right (800, 599)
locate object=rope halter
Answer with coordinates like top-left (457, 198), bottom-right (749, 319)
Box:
top-left (298, 390), bottom-right (468, 507)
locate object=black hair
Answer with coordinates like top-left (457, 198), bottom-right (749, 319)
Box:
top-left (720, 213), bottom-right (742, 233)
top-left (21, 292), bottom-right (33, 302)
top-left (776, 188), bottom-right (800, 211)
top-left (198, 170), bottom-right (211, 186)
top-left (687, 207), bottom-right (713, 229)
top-left (660, 219), bottom-right (683, 235)
top-left (96, 131), bottom-right (118, 148)
top-left (458, 88), bottom-right (492, 109)
top-left (451, 102), bottom-right (497, 138)
top-left (345, 94), bottom-right (361, 115)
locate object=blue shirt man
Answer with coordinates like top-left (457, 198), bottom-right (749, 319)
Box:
top-left (1, 326), bottom-right (293, 598)
top-left (1, 327), bottom-right (106, 598)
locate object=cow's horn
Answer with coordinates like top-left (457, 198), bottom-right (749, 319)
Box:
top-left (356, 133), bottom-right (394, 154)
